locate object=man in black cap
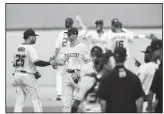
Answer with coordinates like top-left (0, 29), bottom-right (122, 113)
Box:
top-left (147, 39), bottom-right (162, 113)
top-left (55, 27), bottom-right (90, 112)
top-left (135, 45), bottom-right (152, 67)
top-left (12, 28), bottom-right (57, 112)
top-left (137, 40), bottom-right (161, 112)
top-left (97, 47), bottom-right (144, 113)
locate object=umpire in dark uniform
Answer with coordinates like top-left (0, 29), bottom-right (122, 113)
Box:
top-left (97, 47), bottom-right (144, 113)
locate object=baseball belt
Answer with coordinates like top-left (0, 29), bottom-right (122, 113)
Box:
top-left (13, 70), bottom-right (33, 75)
top-left (66, 69), bottom-right (80, 73)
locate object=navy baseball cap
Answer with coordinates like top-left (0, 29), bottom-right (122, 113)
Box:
top-left (23, 28), bottom-right (39, 38)
top-left (114, 47), bottom-right (127, 58)
top-left (95, 19), bottom-right (103, 25)
top-left (65, 27), bottom-right (78, 35)
top-left (150, 39), bottom-right (162, 52)
top-left (141, 46), bottom-right (151, 53)
top-left (65, 17), bottom-right (74, 25)
top-left (113, 21), bottom-right (122, 28)
top-left (91, 46), bottom-right (103, 57)
top-left (111, 18), bottom-right (119, 25)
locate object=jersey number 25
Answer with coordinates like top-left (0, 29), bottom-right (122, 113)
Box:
top-left (15, 54), bottom-right (26, 67)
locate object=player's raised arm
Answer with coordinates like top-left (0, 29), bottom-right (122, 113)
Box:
top-left (76, 15), bottom-right (88, 31)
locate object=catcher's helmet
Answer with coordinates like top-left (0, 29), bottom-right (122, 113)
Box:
top-left (91, 46), bottom-right (103, 57)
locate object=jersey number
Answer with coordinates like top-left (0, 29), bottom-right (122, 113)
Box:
top-left (116, 41), bottom-right (124, 48)
top-left (15, 54), bottom-right (26, 67)
top-left (62, 38), bottom-right (68, 47)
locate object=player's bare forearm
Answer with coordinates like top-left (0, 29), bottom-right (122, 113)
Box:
top-left (71, 99), bottom-right (81, 113)
top-left (52, 48), bottom-right (60, 60)
top-left (133, 33), bottom-right (157, 41)
top-left (136, 97), bottom-right (144, 113)
top-left (76, 15), bottom-right (88, 30)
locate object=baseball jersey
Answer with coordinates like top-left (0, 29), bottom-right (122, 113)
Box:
top-left (75, 62), bottom-right (102, 112)
top-left (13, 44), bottom-right (39, 73)
top-left (55, 30), bottom-right (69, 54)
top-left (105, 32), bottom-right (133, 57)
top-left (138, 62), bottom-right (159, 94)
top-left (86, 31), bottom-right (107, 52)
top-left (56, 29), bottom-right (88, 54)
top-left (61, 42), bottom-right (91, 70)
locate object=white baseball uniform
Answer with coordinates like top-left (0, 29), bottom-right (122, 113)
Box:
top-left (55, 31), bottom-right (69, 96)
top-left (60, 42), bottom-right (90, 112)
top-left (85, 31), bottom-right (107, 52)
top-left (105, 32), bottom-right (133, 69)
top-left (55, 29), bottom-right (88, 96)
top-left (12, 43), bottom-right (42, 112)
top-left (138, 62), bottom-right (159, 112)
top-left (74, 62), bottom-right (102, 112)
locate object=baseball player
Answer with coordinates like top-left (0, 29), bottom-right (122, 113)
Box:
top-left (12, 28), bottom-right (57, 112)
top-left (105, 21), bottom-right (154, 69)
top-left (137, 41), bottom-right (161, 112)
top-left (85, 19), bottom-right (107, 52)
top-left (55, 27), bottom-right (90, 112)
top-left (108, 18), bottom-right (156, 40)
top-left (50, 16), bottom-right (88, 101)
top-left (71, 46), bottom-right (106, 112)
top-left (50, 17), bottom-right (74, 101)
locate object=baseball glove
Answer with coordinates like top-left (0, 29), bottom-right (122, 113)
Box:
top-left (34, 71), bottom-right (41, 79)
top-left (71, 70), bottom-right (81, 84)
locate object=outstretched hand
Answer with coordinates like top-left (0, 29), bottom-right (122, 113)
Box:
top-left (147, 33), bottom-right (158, 41)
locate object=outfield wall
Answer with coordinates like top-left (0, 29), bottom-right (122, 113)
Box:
top-left (6, 4), bottom-right (162, 30)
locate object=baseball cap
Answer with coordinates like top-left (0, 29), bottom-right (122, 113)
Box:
top-left (141, 46), bottom-right (151, 53)
top-left (114, 47), bottom-right (127, 58)
top-left (64, 27), bottom-right (78, 35)
top-left (150, 39), bottom-right (162, 52)
top-left (23, 28), bottom-right (39, 38)
top-left (65, 17), bottom-right (74, 25)
top-left (95, 19), bottom-right (103, 25)
top-left (91, 46), bottom-right (103, 57)
top-left (111, 18), bottom-right (119, 25)
top-left (113, 21), bottom-right (122, 28)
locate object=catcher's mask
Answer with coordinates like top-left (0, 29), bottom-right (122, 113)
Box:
top-left (94, 55), bottom-right (105, 72)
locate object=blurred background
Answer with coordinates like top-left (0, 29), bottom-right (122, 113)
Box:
top-left (6, 4), bottom-right (162, 112)
top-left (6, 4), bottom-right (162, 29)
